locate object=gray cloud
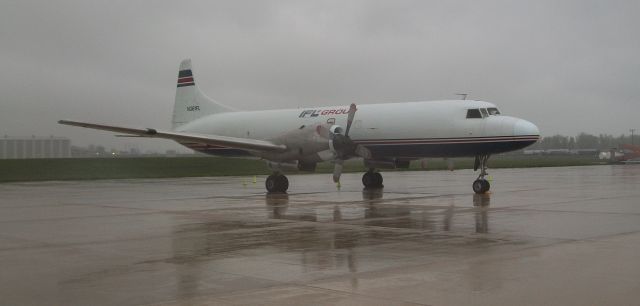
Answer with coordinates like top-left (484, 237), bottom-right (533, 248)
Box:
top-left (1, 0), bottom-right (638, 152)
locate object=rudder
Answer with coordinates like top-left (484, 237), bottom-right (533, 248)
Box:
top-left (172, 59), bottom-right (234, 129)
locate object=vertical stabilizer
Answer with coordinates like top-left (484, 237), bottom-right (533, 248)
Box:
top-left (172, 59), bottom-right (234, 129)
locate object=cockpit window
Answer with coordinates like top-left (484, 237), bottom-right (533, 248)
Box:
top-left (487, 107), bottom-right (501, 115)
top-left (480, 108), bottom-right (489, 118)
top-left (466, 109), bottom-right (482, 119)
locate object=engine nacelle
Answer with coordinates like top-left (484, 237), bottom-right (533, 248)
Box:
top-left (266, 160), bottom-right (318, 172)
top-left (259, 123), bottom-right (340, 162)
top-left (329, 125), bottom-right (344, 135)
top-left (266, 161), bottom-right (300, 172)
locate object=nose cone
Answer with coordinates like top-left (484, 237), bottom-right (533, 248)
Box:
top-left (513, 119), bottom-right (540, 137)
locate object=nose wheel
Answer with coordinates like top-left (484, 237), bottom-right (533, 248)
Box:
top-left (472, 179), bottom-right (490, 194)
top-left (473, 155), bottom-right (491, 194)
top-left (266, 173), bottom-right (289, 193)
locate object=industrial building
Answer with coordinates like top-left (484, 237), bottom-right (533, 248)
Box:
top-left (0, 136), bottom-right (71, 159)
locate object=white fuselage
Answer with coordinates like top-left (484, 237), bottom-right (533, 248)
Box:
top-left (176, 100), bottom-right (539, 161)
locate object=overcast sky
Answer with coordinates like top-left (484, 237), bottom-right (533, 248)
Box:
top-left (1, 0), bottom-right (638, 152)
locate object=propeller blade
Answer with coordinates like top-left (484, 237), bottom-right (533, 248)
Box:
top-left (333, 159), bottom-right (344, 183)
top-left (344, 103), bottom-right (357, 137)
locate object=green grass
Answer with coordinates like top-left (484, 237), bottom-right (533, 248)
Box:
top-left (407, 155), bottom-right (604, 170)
top-left (0, 157), bottom-right (271, 182)
top-left (0, 155), bottom-right (604, 183)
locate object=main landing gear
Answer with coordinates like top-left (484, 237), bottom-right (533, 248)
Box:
top-left (472, 155), bottom-right (491, 194)
top-left (266, 173), bottom-right (289, 193)
top-left (362, 169), bottom-right (383, 189)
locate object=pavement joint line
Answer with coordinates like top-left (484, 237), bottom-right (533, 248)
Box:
top-left (0, 219), bottom-right (493, 253)
top-left (300, 283), bottom-right (430, 306)
top-left (201, 268), bottom-right (432, 306)
top-left (151, 260), bottom-right (403, 305)
top-left (0, 210), bottom-right (169, 224)
top-left (513, 194), bottom-right (640, 207)
top-left (297, 237), bottom-right (583, 288)
top-left (565, 229), bottom-right (640, 243)
top-left (1, 204), bottom-right (625, 250)
top-left (502, 206), bottom-right (640, 216)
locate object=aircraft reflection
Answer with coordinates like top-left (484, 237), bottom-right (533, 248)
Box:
top-left (169, 190), bottom-right (493, 298)
top-left (473, 194), bottom-right (490, 233)
top-left (266, 190), bottom-right (491, 234)
top-left (361, 188), bottom-right (384, 201)
top-left (264, 192), bottom-right (359, 287)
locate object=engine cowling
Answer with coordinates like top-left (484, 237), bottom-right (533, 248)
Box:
top-left (258, 123), bottom-right (340, 162)
top-left (266, 160), bottom-right (318, 172)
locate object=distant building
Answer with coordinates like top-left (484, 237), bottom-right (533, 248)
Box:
top-left (0, 136), bottom-right (71, 159)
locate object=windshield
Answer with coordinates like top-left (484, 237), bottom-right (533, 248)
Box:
top-left (466, 109), bottom-right (482, 119)
top-left (487, 107), bottom-right (501, 115)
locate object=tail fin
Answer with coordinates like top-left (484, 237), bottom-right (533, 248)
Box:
top-left (172, 59), bottom-right (234, 129)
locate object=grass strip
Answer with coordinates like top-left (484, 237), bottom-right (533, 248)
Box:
top-left (0, 155), bottom-right (604, 183)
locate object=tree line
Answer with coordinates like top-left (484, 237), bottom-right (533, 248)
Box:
top-left (529, 133), bottom-right (637, 150)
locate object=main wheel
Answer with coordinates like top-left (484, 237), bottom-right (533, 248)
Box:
top-left (472, 179), bottom-right (490, 194)
top-left (373, 172), bottom-right (383, 188)
top-left (276, 175), bottom-right (289, 192)
top-left (266, 175), bottom-right (278, 193)
top-left (362, 172), bottom-right (383, 188)
top-left (362, 172), bottom-right (375, 188)
top-left (266, 174), bottom-right (289, 193)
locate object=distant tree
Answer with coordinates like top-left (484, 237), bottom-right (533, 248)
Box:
top-left (616, 134), bottom-right (629, 147)
top-left (576, 133), bottom-right (598, 149)
top-left (568, 137), bottom-right (576, 150)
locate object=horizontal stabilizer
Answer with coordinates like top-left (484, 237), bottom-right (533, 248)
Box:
top-left (58, 120), bottom-right (287, 152)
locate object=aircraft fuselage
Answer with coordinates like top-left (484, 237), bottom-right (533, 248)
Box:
top-left (177, 100), bottom-right (539, 161)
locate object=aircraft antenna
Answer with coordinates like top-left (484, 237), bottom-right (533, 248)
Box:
top-left (456, 93), bottom-right (468, 100)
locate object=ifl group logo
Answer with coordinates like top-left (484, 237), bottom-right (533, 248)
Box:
top-left (298, 108), bottom-right (349, 118)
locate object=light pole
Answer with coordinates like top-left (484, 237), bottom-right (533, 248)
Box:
top-left (631, 129), bottom-right (636, 146)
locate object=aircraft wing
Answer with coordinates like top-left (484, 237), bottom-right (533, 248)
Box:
top-left (58, 120), bottom-right (287, 152)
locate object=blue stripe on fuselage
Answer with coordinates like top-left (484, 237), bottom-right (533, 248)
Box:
top-left (363, 140), bottom-right (537, 158)
top-left (183, 139), bottom-right (537, 159)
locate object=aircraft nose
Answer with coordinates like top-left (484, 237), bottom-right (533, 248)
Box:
top-left (513, 119), bottom-right (540, 136)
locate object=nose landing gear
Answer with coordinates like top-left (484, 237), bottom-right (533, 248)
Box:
top-left (473, 155), bottom-right (491, 194)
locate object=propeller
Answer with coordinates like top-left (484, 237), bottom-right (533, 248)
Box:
top-left (331, 103), bottom-right (371, 183)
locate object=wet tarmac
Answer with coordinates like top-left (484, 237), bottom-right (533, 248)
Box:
top-left (1, 165), bottom-right (640, 305)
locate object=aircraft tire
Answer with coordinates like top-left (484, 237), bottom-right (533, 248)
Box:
top-left (276, 175), bottom-right (289, 193)
top-left (373, 172), bottom-right (383, 188)
top-left (362, 172), bottom-right (374, 188)
top-left (266, 174), bottom-right (289, 193)
top-left (473, 179), bottom-right (490, 194)
top-left (362, 172), bottom-right (383, 189)
top-left (266, 175), bottom-right (277, 193)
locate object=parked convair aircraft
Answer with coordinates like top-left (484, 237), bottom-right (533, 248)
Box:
top-left (59, 59), bottom-right (540, 194)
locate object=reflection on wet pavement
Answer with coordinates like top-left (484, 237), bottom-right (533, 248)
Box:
top-left (1, 165), bottom-right (640, 305)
